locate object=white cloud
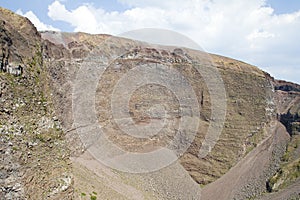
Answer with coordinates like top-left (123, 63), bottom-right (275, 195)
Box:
top-left (48, 1), bottom-right (100, 33)
top-left (247, 30), bottom-right (275, 40)
top-left (16, 9), bottom-right (60, 31)
top-left (45, 0), bottom-right (300, 83)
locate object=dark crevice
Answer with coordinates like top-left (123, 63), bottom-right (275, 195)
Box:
top-left (266, 180), bottom-right (272, 193)
top-left (279, 110), bottom-right (300, 136)
top-left (275, 85), bottom-right (300, 92)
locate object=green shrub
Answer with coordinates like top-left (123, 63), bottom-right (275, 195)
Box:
top-left (90, 195), bottom-right (97, 200)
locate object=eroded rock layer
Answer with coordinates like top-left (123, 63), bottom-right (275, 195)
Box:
top-left (0, 7), bottom-right (299, 200)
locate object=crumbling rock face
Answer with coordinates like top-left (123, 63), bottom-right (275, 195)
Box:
top-left (0, 8), bottom-right (73, 199)
top-left (1, 7), bottom-right (300, 200)
top-left (274, 80), bottom-right (300, 136)
top-left (42, 30), bottom-right (276, 185)
top-left (265, 80), bottom-right (300, 195)
top-left (40, 31), bottom-right (300, 199)
top-left (0, 7), bottom-right (41, 69)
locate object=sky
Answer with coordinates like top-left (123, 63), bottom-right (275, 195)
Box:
top-left (0, 0), bottom-right (299, 84)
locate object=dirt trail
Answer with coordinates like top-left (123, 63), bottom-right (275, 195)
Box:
top-left (201, 121), bottom-right (290, 200)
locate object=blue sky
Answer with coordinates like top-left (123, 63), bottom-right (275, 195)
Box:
top-left (1, 0), bottom-right (130, 31)
top-left (0, 0), bottom-right (299, 83)
top-left (266, 0), bottom-right (300, 14)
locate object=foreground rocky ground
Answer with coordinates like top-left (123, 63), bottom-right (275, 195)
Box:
top-left (0, 7), bottom-right (299, 200)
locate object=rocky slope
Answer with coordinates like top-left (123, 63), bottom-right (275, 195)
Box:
top-left (0, 7), bottom-right (72, 199)
top-left (0, 7), bottom-right (299, 200)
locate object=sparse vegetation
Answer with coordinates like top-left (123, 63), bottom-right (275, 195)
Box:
top-left (268, 135), bottom-right (300, 191)
top-left (1, 6), bottom-right (300, 200)
top-left (90, 195), bottom-right (97, 200)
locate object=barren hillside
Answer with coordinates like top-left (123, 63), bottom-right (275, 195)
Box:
top-left (0, 7), bottom-right (299, 200)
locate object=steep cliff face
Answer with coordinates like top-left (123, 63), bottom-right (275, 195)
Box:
top-left (1, 7), bottom-right (299, 200)
top-left (0, 7), bottom-right (41, 74)
top-left (41, 29), bottom-right (299, 199)
top-left (275, 80), bottom-right (300, 135)
top-left (265, 80), bottom-right (300, 194)
top-left (0, 8), bottom-right (72, 199)
top-left (41, 30), bottom-right (276, 185)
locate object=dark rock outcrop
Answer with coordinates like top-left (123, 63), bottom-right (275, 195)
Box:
top-left (0, 6), bottom-right (299, 200)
